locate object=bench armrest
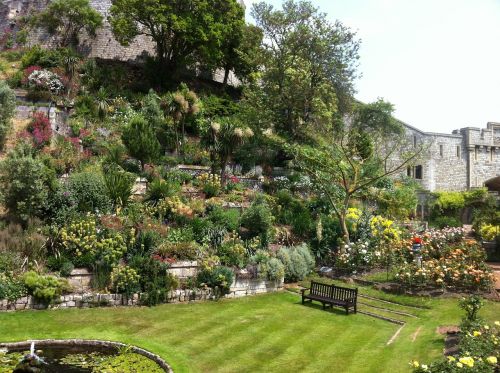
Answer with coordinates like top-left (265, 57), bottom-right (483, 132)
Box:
top-left (300, 287), bottom-right (310, 295)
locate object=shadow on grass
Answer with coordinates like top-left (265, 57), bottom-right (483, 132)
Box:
top-left (293, 299), bottom-right (352, 316)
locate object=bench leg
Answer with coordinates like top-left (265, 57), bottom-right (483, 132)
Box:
top-left (322, 302), bottom-right (326, 310)
top-left (354, 304), bottom-right (357, 314)
top-left (345, 306), bottom-right (349, 315)
top-left (302, 296), bottom-right (304, 305)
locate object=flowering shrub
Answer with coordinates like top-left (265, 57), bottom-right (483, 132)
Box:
top-left (394, 229), bottom-right (493, 290)
top-left (111, 265), bottom-right (140, 296)
top-left (27, 69), bottom-right (65, 94)
top-left (27, 112), bottom-right (52, 148)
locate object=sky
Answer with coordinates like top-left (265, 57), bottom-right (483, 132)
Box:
top-left (244, 0), bottom-right (500, 134)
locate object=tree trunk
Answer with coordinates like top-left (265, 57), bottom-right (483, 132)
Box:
top-left (223, 66), bottom-right (230, 87)
top-left (339, 213), bottom-right (350, 245)
top-left (220, 158), bottom-right (228, 186)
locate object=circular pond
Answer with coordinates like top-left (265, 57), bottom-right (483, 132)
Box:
top-left (0, 340), bottom-right (172, 373)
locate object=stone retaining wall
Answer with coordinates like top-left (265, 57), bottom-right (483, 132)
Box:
top-left (0, 278), bottom-right (283, 311)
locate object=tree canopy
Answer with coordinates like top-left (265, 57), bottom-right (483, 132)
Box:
top-left (109, 0), bottom-right (245, 83)
top-left (249, 0), bottom-right (360, 141)
top-left (32, 0), bottom-right (103, 48)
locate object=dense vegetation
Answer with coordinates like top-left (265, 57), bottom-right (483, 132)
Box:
top-left (0, 0), bottom-right (499, 371)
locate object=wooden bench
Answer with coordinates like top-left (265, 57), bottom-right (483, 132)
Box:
top-left (301, 281), bottom-right (357, 315)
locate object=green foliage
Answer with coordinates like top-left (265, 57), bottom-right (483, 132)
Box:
top-left (23, 271), bottom-right (70, 303)
top-left (249, 0), bottom-right (360, 140)
top-left (155, 241), bottom-right (199, 261)
top-left (0, 273), bottom-right (27, 301)
top-left (240, 196), bottom-right (274, 246)
top-left (109, 0), bottom-right (245, 82)
top-left (32, 0), bottom-right (103, 47)
top-left (255, 256), bottom-right (285, 281)
top-left (103, 167), bottom-right (135, 208)
top-left (432, 216), bottom-right (462, 229)
top-left (66, 171), bottom-right (112, 213)
top-left (277, 244), bottom-right (315, 282)
top-left (129, 256), bottom-right (178, 307)
top-left (275, 190), bottom-right (313, 237)
top-left (459, 295), bottom-right (484, 326)
top-left (122, 115), bottom-right (160, 170)
top-left (0, 144), bottom-right (52, 223)
top-left (21, 46), bottom-right (77, 69)
top-left (110, 265), bottom-right (141, 297)
top-left (196, 266), bottom-right (234, 298)
top-left (432, 191), bottom-right (466, 211)
top-left (206, 205), bottom-right (240, 232)
top-left (374, 179), bottom-right (418, 220)
top-left (0, 80), bottom-right (16, 150)
top-left (144, 178), bottom-right (180, 205)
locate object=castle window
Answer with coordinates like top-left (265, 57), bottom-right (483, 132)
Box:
top-left (407, 167), bottom-right (412, 177)
top-left (413, 135), bottom-right (417, 147)
top-left (439, 144), bottom-right (444, 157)
top-left (491, 147), bottom-right (495, 162)
top-left (415, 165), bottom-right (423, 179)
top-left (456, 146), bottom-right (460, 158)
top-left (474, 146), bottom-right (478, 161)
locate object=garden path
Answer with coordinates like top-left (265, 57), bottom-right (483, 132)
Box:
top-left (487, 262), bottom-right (500, 290)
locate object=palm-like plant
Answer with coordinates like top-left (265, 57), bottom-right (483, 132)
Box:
top-left (95, 87), bottom-right (110, 121)
top-left (161, 84), bottom-right (199, 154)
top-left (204, 118), bottom-right (253, 185)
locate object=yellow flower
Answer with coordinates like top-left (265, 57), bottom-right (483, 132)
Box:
top-left (486, 356), bottom-right (497, 365)
top-left (456, 362), bottom-right (463, 368)
top-left (447, 356), bottom-right (456, 362)
top-left (459, 356), bottom-right (474, 368)
top-left (473, 331), bottom-right (481, 337)
top-left (484, 325), bottom-right (490, 330)
top-left (495, 321), bottom-right (500, 326)
top-left (412, 360), bottom-right (419, 368)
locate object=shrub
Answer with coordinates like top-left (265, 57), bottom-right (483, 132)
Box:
top-left (0, 80), bottom-right (16, 150)
top-left (129, 256), bottom-right (178, 306)
top-left (206, 205), bottom-right (240, 232)
top-left (154, 241), bottom-right (198, 261)
top-left (23, 271), bottom-right (70, 304)
top-left (196, 266), bottom-right (234, 299)
top-left (0, 145), bottom-right (51, 223)
top-left (217, 233), bottom-right (247, 268)
top-left (144, 178), bottom-right (180, 205)
top-left (255, 257), bottom-right (285, 281)
top-left (432, 216), bottom-right (462, 229)
top-left (103, 167), bottom-right (135, 208)
top-left (26, 112), bottom-right (52, 148)
top-left (480, 224), bottom-right (500, 241)
top-left (277, 244), bottom-right (315, 282)
top-left (240, 196), bottom-right (274, 246)
top-left (110, 265), bottom-right (141, 297)
top-left (0, 273), bottom-right (27, 301)
top-left (66, 171), bottom-right (112, 213)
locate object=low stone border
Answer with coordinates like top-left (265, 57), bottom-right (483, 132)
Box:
top-left (0, 279), bottom-right (284, 311)
top-left (0, 339), bottom-right (173, 372)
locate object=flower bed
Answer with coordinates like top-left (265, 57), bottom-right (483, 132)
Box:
top-left (394, 228), bottom-right (494, 291)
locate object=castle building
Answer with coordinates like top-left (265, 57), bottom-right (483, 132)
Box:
top-left (401, 121), bottom-right (500, 192)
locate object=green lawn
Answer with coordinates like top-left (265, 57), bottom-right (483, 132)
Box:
top-left (0, 291), bottom-right (499, 372)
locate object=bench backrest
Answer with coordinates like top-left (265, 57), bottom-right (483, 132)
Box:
top-left (310, 281), bottom-right (357, 300)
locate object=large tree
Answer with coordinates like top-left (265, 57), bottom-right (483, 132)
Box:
top-left (219, 23), bottom-right (263, 86)
top-left (278, 100), bottom-right (423, 244)
top-left (250, 0), bottom-right (360, 141)
top-left (109, 0), bottom-right (245, 82)
top-left (32, 0), bottom-right (103, 48)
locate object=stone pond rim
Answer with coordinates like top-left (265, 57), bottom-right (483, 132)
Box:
top-left (0, 339), bottom-right (173, 373)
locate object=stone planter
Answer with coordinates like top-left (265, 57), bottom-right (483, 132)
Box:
top-left (167, 260), bottom-right (198, 279)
